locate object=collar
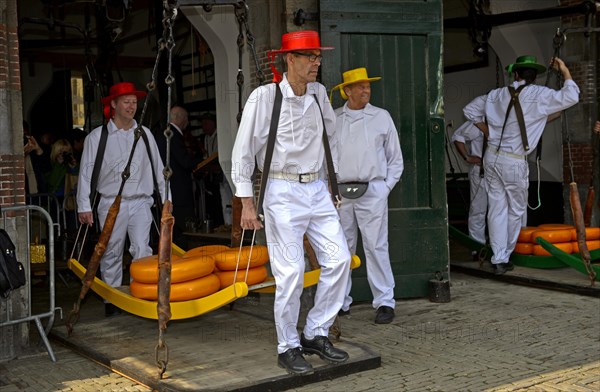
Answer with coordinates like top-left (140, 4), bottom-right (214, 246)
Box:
top-left (511, 80), bottom-right (527, 89)
top-left (108, 119), bottom-right (138, 134)
top-left (280, 73), bottom-right (321, 99)
top-left (343, 102), bottom-right (376, 116)
top-left (170, 123), bottom-right (183, 136)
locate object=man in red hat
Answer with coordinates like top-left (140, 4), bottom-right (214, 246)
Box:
top-left (77, 82), bottom-right (167, 317)
top-left (231, 30), bottom-right (351, 374)
top-left (463, 56), bottom-right (579, 275)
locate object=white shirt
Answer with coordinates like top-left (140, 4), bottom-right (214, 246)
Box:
top-left (335, 102), bottom-right (403, 190)
top-left (231, 73), bottom-right (337, 197)
top-left (451, 121), bottom-right (484, 158)
top-left (463, 79), bottom-right (579, 155)
top-left (204, 132), bottom-right (218, 156)
top-left (77, 119), bottom-right (168, 212)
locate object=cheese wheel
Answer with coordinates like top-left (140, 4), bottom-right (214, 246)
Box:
top-left (517, 227), bottom-right (538, 243)
top-left (514, 243), bottom-right (533, 255)
top-left (531, 229), bottom-right (573, 244)
top-left (130, 273), bottom-right (220, 301)
top-left (571, 240), bottom-right (600, 253)
top-left (183, 245), bottom-right (230, 258)
top-left (130, 254), bottom-right (215, 284)
top-left (570, 227), bottom-right (600, 241)
top-left (215, 265), bottom-right (268, 289)
top-left (213, 245), bottom-right (270, 271)
top-left (537, 223), bottom-right (574, 230)
top-left (533, 242), bottom-right (573, 257)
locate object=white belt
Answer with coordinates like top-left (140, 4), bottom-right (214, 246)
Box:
top-left (489, 148), bottom-right (526, 160)
top-left (270, 171), bottom-right (320, 183)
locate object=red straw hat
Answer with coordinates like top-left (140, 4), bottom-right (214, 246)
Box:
top-left (101, 82), bottom-right (146, 120)
top-left (268, 30), bottom-right (334, 82)
top-left (101, 82), bottom-right (147, 105)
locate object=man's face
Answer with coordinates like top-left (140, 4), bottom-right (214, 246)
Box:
top-left (287, 50), bottom-right (322, 84)
top-left (112, 94), bottom-right (138, 123)
top-left (344, 81), bottom-right (371, 109)
top-left (202, 119), bottom-right (216, 135)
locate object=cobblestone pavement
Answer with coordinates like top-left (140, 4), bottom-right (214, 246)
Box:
top-left (1, 271), bottom-right (599, 391)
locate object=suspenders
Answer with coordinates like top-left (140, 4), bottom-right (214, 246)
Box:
top-left (497, 84), bottom-right (529, 153)
top-left (255, 83), bottom-right (340, 220)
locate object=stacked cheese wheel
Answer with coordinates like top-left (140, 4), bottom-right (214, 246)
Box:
top-left (129, 245), bottom-right (270, 301)
top-left (515, 224), bottom-right (600, 256)
top-left (212, 246), bottom-right (270, 289)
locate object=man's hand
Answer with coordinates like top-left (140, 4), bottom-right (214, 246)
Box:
top-left (79, 211), bottom-right (94, 226)
top-left (240, 197), bottom-right (263, 230)
top-left (594, 120), bottom-right (600, 134)
top-left (465, 155), bottom-right (482, 166)
top-left (550, 57), bottom-right (572, 81)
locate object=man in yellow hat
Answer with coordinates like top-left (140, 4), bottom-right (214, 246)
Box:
top-left (231, 30), bottom-right (351, 374)
top-left (77, 82), bottom-right (168, 316)
top-left (332, 67), bottom-right (403, 324)
top-left (463, 56), bottom-right (579, 275)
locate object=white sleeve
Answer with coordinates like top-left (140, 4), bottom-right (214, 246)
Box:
top-left (231, 85), bottom-right (273, 197)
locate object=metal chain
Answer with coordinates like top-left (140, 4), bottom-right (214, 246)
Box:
top-left (162, 4), bottom-right (177, 197)
top-left (240, 2), bottom-right (266, 86)
top-left (147, 1), bottom-right (177, 379)
top-left (232, 1), bottom-right (266, 123)
top-left (235, 3), bottom-right (245, 123)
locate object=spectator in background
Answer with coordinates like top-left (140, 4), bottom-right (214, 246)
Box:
top-left (70, 128), bottom-right (87, 162)
top-left (156, 106), bottom-right (202, 247)
top-left (23, 121), bottom-right (45, 194)
top-left (44, 139), bottom-right (78, 202)
top-left (200, 112), bottom-right (232, 228)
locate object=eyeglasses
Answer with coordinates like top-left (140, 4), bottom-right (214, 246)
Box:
top-left (291, 52), bottom-right (323, 63)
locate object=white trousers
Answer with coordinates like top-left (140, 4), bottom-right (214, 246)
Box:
top-left (484, 152), bottom-right (528, 264)
top-left (263, 179), bottom-right (351, 354)
top-left (97, 196), bottom-right (154, 288)
top-left (338, 179), bottom-right (395, 311)
top-left (468, 164), bottom-right (488, 245)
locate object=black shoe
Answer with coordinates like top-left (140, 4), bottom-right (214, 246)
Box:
top-left (300, 333), bottom-right (349, 363)
top-left (375, 306), bottom-right (395, 324)
top-left (338, 308), bottom-right (350, 317)
top-left (493, 263), bottom-right (509, 275)
top-left (277, 348), bottom-right (313, 375)
top-left (505, 261), bottom-right (515, 271)
top-left (104, 303), bottom-right (121, 317)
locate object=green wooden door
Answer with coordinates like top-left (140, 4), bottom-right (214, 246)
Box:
top-left (320, 0), bottom-right (448, 299)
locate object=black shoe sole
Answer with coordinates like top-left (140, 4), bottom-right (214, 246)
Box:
top-left (302, 347), bottom-right (349, 364)
top-left (375, 317), bottom-right (394, 324)
top-left (277, 362), bottom-right (314, 375)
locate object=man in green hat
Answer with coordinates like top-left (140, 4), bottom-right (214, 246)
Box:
top-left (463, 56), bottom-right (579, 275)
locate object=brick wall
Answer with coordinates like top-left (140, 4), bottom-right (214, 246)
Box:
top-left (563, 143), bottom-right (594, 185)
top-left (559, 0), bottom-right (599, 225)
top-left (0, 1), bottom-right (25, 208)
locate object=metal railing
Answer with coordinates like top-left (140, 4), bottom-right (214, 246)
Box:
top-left (0, 205), bottom-right (61, 362)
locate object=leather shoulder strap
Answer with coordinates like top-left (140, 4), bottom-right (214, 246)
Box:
top-left (256, 83), bottom-right (283, 220)
top-left (90, 123), bottom-right (108, 205)
top-left (497, 84), bottom-right (528, 152)
top-left (312, 94), bottom-right (340, 206)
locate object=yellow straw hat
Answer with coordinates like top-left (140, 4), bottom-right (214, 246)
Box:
top-left (331, 67), bottom-right (381, 100)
